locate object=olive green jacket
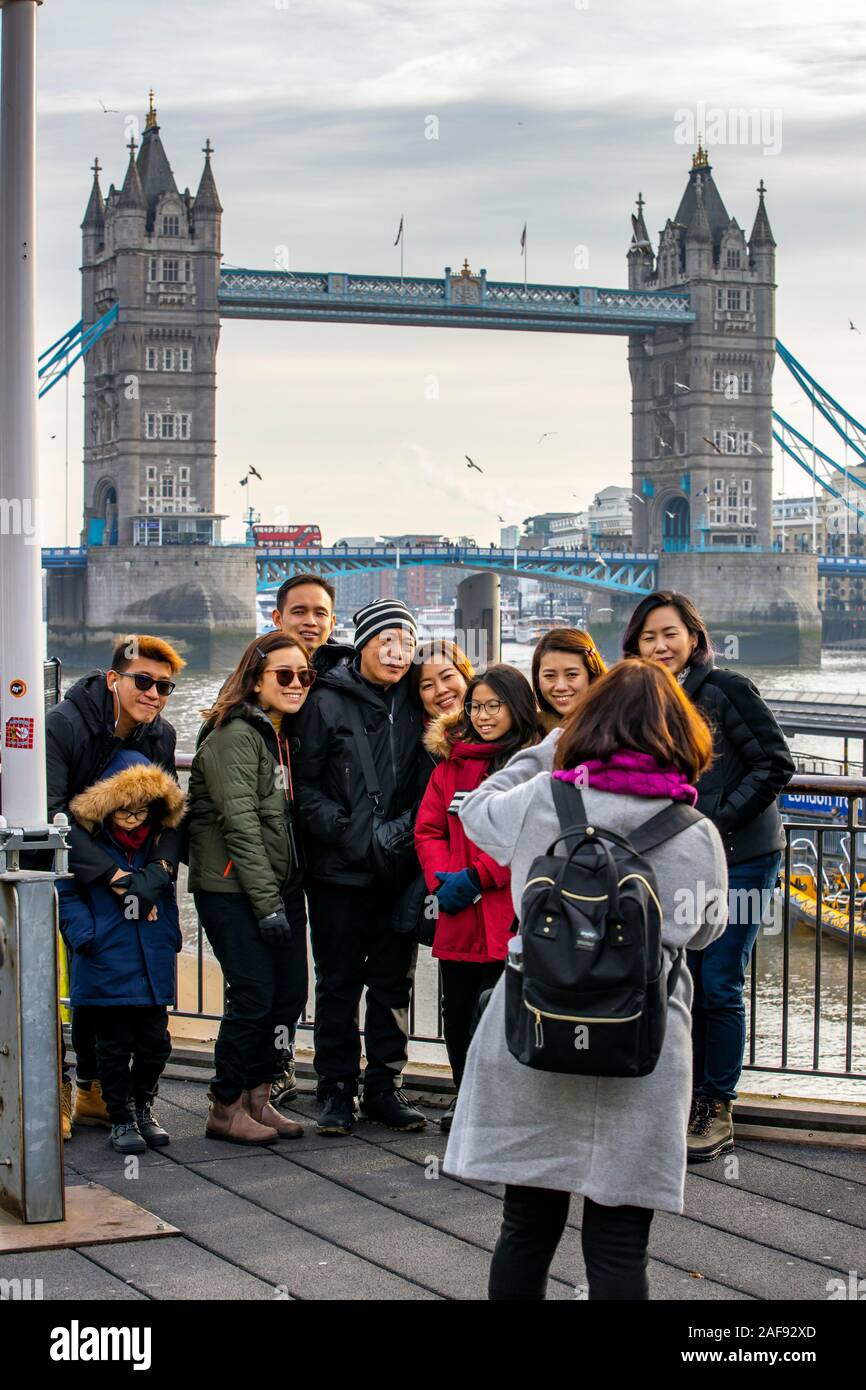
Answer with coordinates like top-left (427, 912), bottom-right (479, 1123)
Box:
top-left (187, 703), bottom-right (301, 920)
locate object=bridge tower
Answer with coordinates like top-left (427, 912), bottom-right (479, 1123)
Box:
top-left (627, 145), bottom-right (776, 555)
top-left (80, 92), bottom-right (223, 547)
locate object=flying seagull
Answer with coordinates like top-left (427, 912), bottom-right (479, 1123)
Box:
top-left (850, 320), bottom-right (861, 334)
top-left (664, 509), bottom-right (677, 519)
top-left (497, 514), bottom-right (505, 523)
top-left (537, 431), bottom-right (558, 443)
top-left (465, 456), bottom-right (483, 473)
top-left (96, 98), bottom-right (119, 113)
top-left (631, 492), bottom-right (646, 503)
top-left (748, 441), bottom-right (764, 455)
top-left (591, 553), bottom-right (608, 567)
top-left (695, 486), bottom-right (710, 498)
top-left (238, 476), bottom-right (248, 487)
top-left (674, 381), bottom-right (691, 392)
top-left (247, 465), bottom-right (263, 480)
top-left (703, 436), bottom-right (724, 455)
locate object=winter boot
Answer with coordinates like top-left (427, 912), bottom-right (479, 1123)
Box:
top-left (361, 1087), bottom-right (427, 1132)
top-left (270, 1054), bottom-right (299, 1107)
top-left (439, 1096), bottom-right (458, 1134)
top-left (74, 1079), bottom-right (111, 1128)
top-left (206, 1090), bottom-right (278, 1146)
top-left (110, 1120), bottom-right (147, 1155)
top-left (135, 1103), bottom-right (171, 1148)
top-left (243, 1083), bottom-right (304, 1139)
top-left (61, 1081), bottom-right (73, 1142)
top-left (316, 1082), bottom-right (356, 1136)
top-left (687, 1097), bottom-right (734, 1162)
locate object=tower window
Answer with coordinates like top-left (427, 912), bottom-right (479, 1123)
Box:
top-left (179, 465), bottom-right (190, 482)
top-left (725, 248), bottom-right (742, 269)
top-left (161, 474), bottom-right (174, 500)
top-left (741, 370), bottom-right (753, 393)
top-left (178, 347), bottom-right (192, 371)
top-left (148, 257), bottom-right (158, 282)
top-left (146, 466), bottom-right (157, 482)
top-left (162, 259), bottom-right (179, 283)
top-left (145, 346), bottom-right (158, 371)
top-left (160, 414), bottom-right (175, 440)
top-left (163, 348), bottom-right (175, 371)
top-left (726, 288), bottom-right (742, 312)
top-left (162, 214), bottom-right (180, 237)
top-left (145, 413), bottom-right (158, 439)
top-left (743, 477), bottom-right (752, 493)
top-left (184, 259), bottom-right (192, 283)
top-left (176, 413), bottom-right (191, 440)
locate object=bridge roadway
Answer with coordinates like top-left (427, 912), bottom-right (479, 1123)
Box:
top-left (217, 269), bottom-right (696, 336)
top-left (41, 545), bottom-right (866, 597)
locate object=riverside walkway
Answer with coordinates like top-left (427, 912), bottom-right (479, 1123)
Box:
top-left (2, 1076), bottom-right (864, 1301)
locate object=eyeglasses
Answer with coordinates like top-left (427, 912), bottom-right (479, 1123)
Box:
top-left (465, 699), bottom-right (504, 717)
top-left (268, 666), bottom-right (317, 689)
top-left (115, 672), bottom-right (176, 697)
top-left (114, 806), bottom-right (149, 822)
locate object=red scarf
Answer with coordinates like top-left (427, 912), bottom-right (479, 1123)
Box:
top-left (110, 821), bottom-right (152, 853)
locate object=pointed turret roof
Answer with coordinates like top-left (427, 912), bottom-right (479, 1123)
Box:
top-left (673, 145), bottom-right (731, 254)
top-left (193, 138), bottom-right (222, 214)
top-left (628, 191), bottom-right (652, 254)
top-left (118, 143), bottom-right (145, 209)
top-left (136, 92), bottom-right (179, 230)
top-left (749, 179), bottom-right (776, 248)
top-left (686, 179), bottom-right (712, 244)
top-left (81, 156), bottom-right (105, 229)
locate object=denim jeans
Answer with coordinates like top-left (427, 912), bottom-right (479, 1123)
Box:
top-left (688, 850), bottom-right (781, 1102)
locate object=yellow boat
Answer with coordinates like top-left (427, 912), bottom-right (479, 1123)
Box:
top-left (787, 870), bottom-right (866, 949)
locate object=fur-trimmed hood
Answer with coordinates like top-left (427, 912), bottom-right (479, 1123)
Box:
top-left (422, 709), bottom-right (466, 761)
top-left (69, 756), bottom-right (186, 833)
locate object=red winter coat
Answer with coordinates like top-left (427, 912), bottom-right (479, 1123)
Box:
top-left (414, 714), bottom-right (515, 963)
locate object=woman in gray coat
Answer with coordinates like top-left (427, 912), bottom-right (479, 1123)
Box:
top-left (445, 659), bottom-right (728, 1300)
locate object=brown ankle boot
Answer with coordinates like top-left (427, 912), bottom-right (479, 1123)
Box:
top-left (243, 1083), bottom-right (304, 1140)
top-left (206, 1090), bottom-right (278, 1145)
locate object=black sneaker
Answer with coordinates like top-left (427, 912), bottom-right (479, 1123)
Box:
top-left (361, 1088), bottom-right (427, 1132)
top-left (439, 1097), bottom-right (458, 1133)
top-left (270, 1056), bottom-right (299, 1108)
top-left (110, 1120), bottom-right (147, 1155)
top-left (135, 1104), bottom-right (171, 1148)
top-left (316, 1082), bottom-right (356, 1136)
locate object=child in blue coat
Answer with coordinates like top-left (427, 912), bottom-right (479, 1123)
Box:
top-left (58, 750), bottom-right (186, 1154)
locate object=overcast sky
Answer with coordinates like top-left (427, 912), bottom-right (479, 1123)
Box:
top-left (31, 0), bottom-right (866, 544)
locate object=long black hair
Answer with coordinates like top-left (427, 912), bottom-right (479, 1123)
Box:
top-left (462, 664), bottom-right (541, 770)
top-left (621, 590), bottom-right (712, 666)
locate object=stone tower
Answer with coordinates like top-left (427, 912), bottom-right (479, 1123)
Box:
top-left (80, 93), bottom-right (223, 547)
top-left (627, 144), bottom-right (776, 554)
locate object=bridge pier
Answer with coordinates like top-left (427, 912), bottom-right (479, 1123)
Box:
top-left (454, 572), bottom-right (500, 668)
top-left (46, 545), bottom-right (256, 670)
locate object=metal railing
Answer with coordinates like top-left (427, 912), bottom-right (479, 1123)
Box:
top-left (163, 762), bottom-right (864, 1085)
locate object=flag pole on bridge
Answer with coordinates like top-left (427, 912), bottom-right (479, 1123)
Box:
top-left (394, 213), bottom-right (404, 287)
top-left (520, 221), bottom-right (527, 298)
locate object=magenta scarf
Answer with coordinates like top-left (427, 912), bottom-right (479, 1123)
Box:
top-left (552, 750), bottom-right (698, 806)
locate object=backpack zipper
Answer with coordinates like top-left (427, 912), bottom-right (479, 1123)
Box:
top-left (526, 1001), bottom-right (643, 1047)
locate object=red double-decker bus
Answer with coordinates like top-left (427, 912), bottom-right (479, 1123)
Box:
top-left (251, 523), bottom-right (322, 549)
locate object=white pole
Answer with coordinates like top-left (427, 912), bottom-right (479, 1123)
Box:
top-left (0, 0), bottom-right (46, 828)
top-left (811, 397), bottom-right (817, 554)
top-left (64, 369), bottom-right (69, 547)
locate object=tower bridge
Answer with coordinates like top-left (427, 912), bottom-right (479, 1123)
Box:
top-left (44, 95), bottom-right (822, 667)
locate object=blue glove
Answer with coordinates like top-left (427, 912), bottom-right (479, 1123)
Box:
top-left (434, 869), bottom-right (482, 915)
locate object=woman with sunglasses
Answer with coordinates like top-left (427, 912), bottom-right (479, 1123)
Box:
top-left (188, 632), bottom-right (317, 1144)
top-left (415, 665), bottom-right (541, 1130)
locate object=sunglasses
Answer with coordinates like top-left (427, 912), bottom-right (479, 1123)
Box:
top-left (115, 671), bottom-right (176, 697)
top-left (268, 666), bottom-right (317, 689)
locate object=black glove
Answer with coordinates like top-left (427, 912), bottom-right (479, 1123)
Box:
top-left (257, 909), bottom-right (293, 948)
top-left (112, 862), bottom-right (171, 921)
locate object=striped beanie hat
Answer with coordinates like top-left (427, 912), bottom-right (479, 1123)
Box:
top-left (352, 598), bottom-right (418, 652)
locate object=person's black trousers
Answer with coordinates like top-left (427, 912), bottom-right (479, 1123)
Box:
top-left (439, 959), bottom-right (504, 1090)
top-left (489, 1185), bottom-right (654, 1301)
top-left (93, 1005), bottom-right (172, 1125)
top-left (195, 885), bottom-right (309, 1104)
top-left (307, 880), bottom-right (418, 1096)
top-left (62, 1005), bottom-right (100, 1086)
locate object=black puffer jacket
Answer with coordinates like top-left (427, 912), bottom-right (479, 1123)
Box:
top-left (45, 671), bottom-right (179, 885)
top-left (682, 658), bottom-right (794, 865)
top-left (293, 659), bottom-right (424, 886)
top-left (313, 637), bottom-right (355, 675)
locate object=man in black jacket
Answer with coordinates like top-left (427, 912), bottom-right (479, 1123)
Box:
top-left (294, 598), bottom-right (427, 1136)
top-left (272, 572), bottom-right (355, 676)
top-left (49, 634), bottom-right (184, 1133)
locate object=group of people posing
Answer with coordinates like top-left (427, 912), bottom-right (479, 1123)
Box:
top-left (49, 573), bottom-right (794, 1300)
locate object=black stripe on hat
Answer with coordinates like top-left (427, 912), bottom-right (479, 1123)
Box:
top-left (352, 598), bottom-right (418, 651)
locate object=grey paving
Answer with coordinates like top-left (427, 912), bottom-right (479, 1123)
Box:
top-left (0, 1076), bottom-right (860, 1301)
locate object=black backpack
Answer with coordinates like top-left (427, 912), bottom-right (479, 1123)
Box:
top-left (505, 778), bottom-right (703, 1078)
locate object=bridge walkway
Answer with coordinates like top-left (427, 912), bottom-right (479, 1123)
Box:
top-left (1, 1076), bottom-right (863, 1301)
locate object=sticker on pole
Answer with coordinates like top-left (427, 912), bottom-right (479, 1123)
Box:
top-left (9, 678), bottom-right (27, 698)
top-left (5, 716), bottom-right (35, 749)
